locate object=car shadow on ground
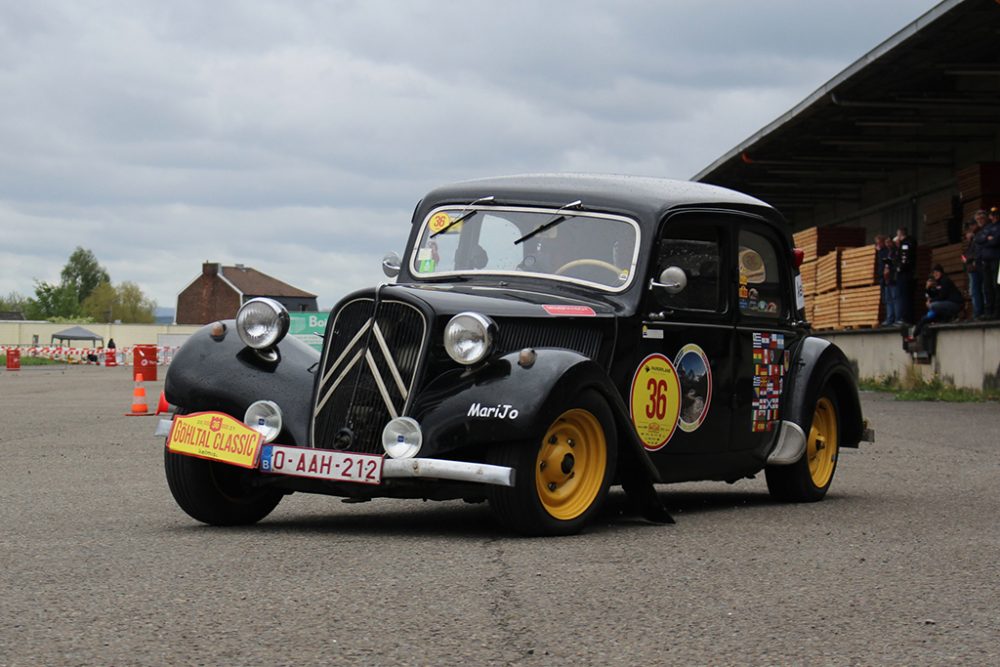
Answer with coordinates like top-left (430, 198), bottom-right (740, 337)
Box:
top-left (167, 485), bottom-right (853, 538)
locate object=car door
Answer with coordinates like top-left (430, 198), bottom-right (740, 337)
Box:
top-left (624, 213), bottom-right (734, 470)
top-left (731, 220), bottom-right (803, 455)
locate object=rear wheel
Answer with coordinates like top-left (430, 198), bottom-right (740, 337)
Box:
top-left (487, 390), bottom-right (617, 536)
top-left (164, 437), bottom-right (282, 526)
top-left (765, 388), bottom-right (840, 502)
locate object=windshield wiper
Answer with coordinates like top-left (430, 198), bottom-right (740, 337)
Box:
top-left (513, 200), bottom-right (583, 245)
top-left (430, 195), bottom-right (495, 238)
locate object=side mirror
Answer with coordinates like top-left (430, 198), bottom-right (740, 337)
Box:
top-left (649, 266), bottom-right (687, 294)
top-left (381, 251), bottom-right (401, 278)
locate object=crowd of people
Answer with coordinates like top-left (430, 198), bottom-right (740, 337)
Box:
top-left (874, 207), bottom-right (1000, 332)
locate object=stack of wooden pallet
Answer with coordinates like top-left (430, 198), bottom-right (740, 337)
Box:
top-left (921, 194), bottom-right (954, 248)
top-left (793, 226), bottom-right (866, 263)
top-left (838, 245), bottom-right (882, 328)
top-left (799, 261), bottom-right (816, 322)
top-left (813, 291), bottom-right (840, 330)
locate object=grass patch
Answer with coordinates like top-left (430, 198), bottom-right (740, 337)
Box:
top-left (859, 368), bottom-right (1000, 402)
top-left (0, 355), bottom-right (65, 367)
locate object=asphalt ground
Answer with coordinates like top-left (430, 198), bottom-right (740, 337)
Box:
top-left (1, 366), bottom-right (998, 667)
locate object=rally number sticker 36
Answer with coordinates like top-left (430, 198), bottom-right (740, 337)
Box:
top-left (629, 353), bottom-right (682, 451)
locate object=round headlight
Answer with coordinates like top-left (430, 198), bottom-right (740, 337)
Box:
top-left (236, 298), bottom-right (290, 350)
top-left (382, 417), bottom-right (423, 459)
top-left (443, 312), bottom-right (496, 365)
top-left (244, 400), bottom-right (282, 443)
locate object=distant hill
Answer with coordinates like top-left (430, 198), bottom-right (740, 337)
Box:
top-left (154, 307), bottom-right (175, 324)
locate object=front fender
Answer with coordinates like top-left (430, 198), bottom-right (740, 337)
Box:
top-left (410, 348), bottom-right (660, 483)
top-left (164, 322), bottom-right (320, 446)
top-left (782, 336), bottom-right (865, 448)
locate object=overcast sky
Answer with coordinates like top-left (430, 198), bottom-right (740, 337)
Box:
top-left (0, 0), bottom-right (943, 311)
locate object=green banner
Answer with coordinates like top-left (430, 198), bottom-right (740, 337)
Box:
top-left (289, 312), bottom-right (328, 351)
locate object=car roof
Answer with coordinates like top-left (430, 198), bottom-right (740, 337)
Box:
top-left (416, 173), bottom-right (777, 224)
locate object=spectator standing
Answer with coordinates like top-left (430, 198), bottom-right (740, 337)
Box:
top-left (875, 235), bottom-right (897, 325)
top-left (974, 207), bottom-right (1000, 319)
top-left (913, 265), bottom-right (964, 336)
top-left (963, 211), bottom-right (987, 319)
top-left (893, 227), bottom-right (917, 325)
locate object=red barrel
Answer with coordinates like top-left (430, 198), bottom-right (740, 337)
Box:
top-left (105, 350), bottom-right (118, 367)
top-left (6, 348), bottom-right (20, 371)
top-left (133, 345), bottom-right (158, 381)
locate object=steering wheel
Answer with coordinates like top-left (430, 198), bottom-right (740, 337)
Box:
top-left (555, 258), bottom-right (624, 278)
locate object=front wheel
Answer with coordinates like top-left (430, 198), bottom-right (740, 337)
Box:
top-left (164, 448), bottom-right (283, 526)
top-left (765, 388), bottom-right (840, 502)
top-left (487, 390), bottom-right (617, 536)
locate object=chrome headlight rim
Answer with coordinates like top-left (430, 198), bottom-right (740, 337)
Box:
top-left (381, 416), bottom-right (423, 459)
top-left (243, 399), bottom-right (283, 443)
top-left (443, 311), bottom-right (497, 366)
top-left (236, 297), bottom-right (290, 350)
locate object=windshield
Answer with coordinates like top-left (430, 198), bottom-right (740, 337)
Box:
top-left (410, 206), bottom-right (640, 291)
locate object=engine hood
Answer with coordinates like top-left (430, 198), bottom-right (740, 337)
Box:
top-left (376, 282), bottom-right (617, 320)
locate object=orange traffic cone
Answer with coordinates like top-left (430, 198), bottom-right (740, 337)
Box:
top-left (155, 391), bottom-right (172, 416)
top-left (126, 373), bottom-right (152, 416)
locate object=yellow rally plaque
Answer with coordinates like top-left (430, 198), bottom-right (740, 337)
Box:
top-left (166, 412), bottom-right (262, 469)
top-left (629, 353), bottom-right (682, 451)
top-left (428, 211), bottom-right (460, 235)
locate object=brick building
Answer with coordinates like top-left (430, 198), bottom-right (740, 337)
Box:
top-left (176, 262), bottom-right (318, 325)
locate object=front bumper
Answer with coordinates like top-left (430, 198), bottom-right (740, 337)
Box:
top-left (155, 417), bottom-right (515, 488)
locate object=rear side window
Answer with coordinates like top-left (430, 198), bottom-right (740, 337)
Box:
top-left (655, 224), bottom-right (723, 312)
top-left (737, 229), bottom-right (784, 318)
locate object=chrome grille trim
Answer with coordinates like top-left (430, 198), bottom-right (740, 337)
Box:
top-left (311, 298), bottom-right (428, 452)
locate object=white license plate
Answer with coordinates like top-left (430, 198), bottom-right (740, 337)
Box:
top-left (260, 444), bottom-right (383, 485)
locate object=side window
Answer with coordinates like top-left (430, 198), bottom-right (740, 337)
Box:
top-left (655, 223), bottom-right (722, 312)
top-left (737, 229), bottom-right (784, 318)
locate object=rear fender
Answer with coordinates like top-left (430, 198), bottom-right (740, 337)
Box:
top-left (164, 322), bottom-right (320, 446)
top-left (782, 336), bottom-right (864, 448)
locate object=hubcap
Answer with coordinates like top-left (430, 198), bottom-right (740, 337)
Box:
top-left (534, 408), bottom-right (606, 520)
top-left (807, 397), bottom-right (838, 488)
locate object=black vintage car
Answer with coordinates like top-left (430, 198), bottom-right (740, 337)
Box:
top-left (160, 174), bottom-right (871, 535)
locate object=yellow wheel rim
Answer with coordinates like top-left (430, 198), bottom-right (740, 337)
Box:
top-left (534, 408), bottom-right (607, 520)
top-left (807, 397), bottom-right (838, 488)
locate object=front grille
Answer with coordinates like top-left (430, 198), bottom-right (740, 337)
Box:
top-left (495, 320), bottom-right (602, 359)
top-left (312, 298), bottom-right (426, 454)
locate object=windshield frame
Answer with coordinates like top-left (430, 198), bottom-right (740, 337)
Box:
top-left (407, 205), bottom-right (643, 294)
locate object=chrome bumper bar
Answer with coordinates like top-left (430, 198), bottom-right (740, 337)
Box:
top-left (155, 418), bottom-right (515, 487)
top-left (382, 458), bottom-right (515, 487)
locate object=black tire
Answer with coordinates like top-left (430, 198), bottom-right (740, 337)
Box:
top-left (766, 387), bottom-right (840, 502)
top-left (164, 447), bottom-right (283, 526)
top-left (487, 389), bottom-right (617, 536)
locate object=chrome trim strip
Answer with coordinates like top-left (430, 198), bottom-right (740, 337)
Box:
top-left (317, 349), bottom-right (364, 413)
top-left (365, 349), bottom-right (399, 420)
top-left (371, 321), bottom-right (408, 400)
top-left (382, 458), bottom-right (515, 487)
top-left (319, 318), bottom-right (372, 387)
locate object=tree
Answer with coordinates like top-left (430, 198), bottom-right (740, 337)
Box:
top-left (60, 247), bottom-right (110, 305)
top-left (0, 291), bottom-right (30, 314)
top-left (115, 281), bottom-right (156, 323)
top-left (25, 281), bottom-right (79, 320)
top-left (82, 280), bottom-right (156, 323)
top-left (81, 281), bottom-right (117, 322)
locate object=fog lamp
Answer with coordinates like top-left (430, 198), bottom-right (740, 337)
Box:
top-left (381, 417), bottom-right (423, 459)
top-left (244, 400), bottom-right (282, 443)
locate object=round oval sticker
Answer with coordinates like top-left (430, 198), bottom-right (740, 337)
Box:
top-left (674, 344), bottom-right (712, 433)
top-left (629, 353), bottom-right (681, 451)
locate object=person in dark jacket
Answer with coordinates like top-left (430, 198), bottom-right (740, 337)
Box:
top-left (875, 235), bottom-right (897, 325)
top-left (913, 265), bottom-right (964, 336)
top-left (893, 227), bottom-right (917, 325)
top-left (963, 212), bottom-right (987, 319)
top-left (974, 207), bottom-right (1000, 319)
